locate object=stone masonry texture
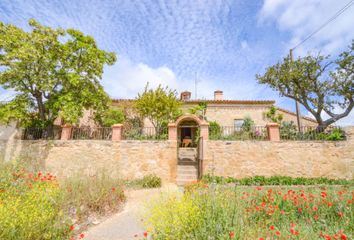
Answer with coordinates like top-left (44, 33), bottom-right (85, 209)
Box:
top-left (0, 127), bottom-right (353, 181)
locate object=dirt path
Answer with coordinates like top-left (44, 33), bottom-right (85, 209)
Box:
top-left (85, 184), bottom-right (180, 240)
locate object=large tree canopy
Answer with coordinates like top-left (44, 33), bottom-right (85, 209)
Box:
top-left (257, 40), bottom-right (353, 130)
top-left (0, 19), bottom-right (116, 127)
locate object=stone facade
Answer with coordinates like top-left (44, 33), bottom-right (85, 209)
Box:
top-left (109, 99), bottom-right (317, 129)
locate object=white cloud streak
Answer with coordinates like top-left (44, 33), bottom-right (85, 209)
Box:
top-left (259, 0), bottom-right (354, 56)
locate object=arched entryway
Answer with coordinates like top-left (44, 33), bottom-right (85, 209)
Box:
top-left (169, 114), bottom-right (209, 185)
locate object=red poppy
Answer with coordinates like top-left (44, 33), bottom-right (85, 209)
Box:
top-left (341, 234), bottom-right (347, 240)
top-left (275, 231), bottom-right (281, 236)
top-left (327, 202), bottom-right (333, 207)
top-left (321, 192), bottom-right (327, 198)
top-left (229, 231), bottom-right (235, 238)
top-left (69, 225), bottom-right (75, 231)
top-left (314, 215), bottom-right (319, 220)
top-left (143, 231), bottom-right (148, 238)
top-left (269, 225), bottom-right (275, 230)
top-left (259, 238), bottom-right (265, 240)
top-left (338, 212), bottom-right (344, 217)
top-left (111, 187), bottom-right (116, 192)
top-left (79, 233), bottom-right (85, 239)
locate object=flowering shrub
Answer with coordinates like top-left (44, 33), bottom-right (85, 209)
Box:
top-left (146, 184), bottom-right (353, 239)
top-left (0, 162), bottom-right (125, 239)
top-left (0, 163), bottom-right (72, 239)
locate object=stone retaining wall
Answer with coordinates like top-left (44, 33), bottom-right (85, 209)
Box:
top-left (203, 127), bottom-right (354, 179)
top-left (0, 140), bottom-right (177, 182)
top-left (1, 127), bottom-right (353, 181)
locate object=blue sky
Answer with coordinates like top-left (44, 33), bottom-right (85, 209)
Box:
top-left (0, 0), bottom-right (353, 125)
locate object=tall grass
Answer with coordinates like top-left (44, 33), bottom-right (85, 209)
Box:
top-left (0, 161), bottom-right (125, 239)
top-left (60, 172), bottom-right (125, 222)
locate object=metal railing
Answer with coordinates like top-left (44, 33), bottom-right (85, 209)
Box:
top-left (71, 127), bottom-right (112, 140)
top-left (209, 126), bottom-right (268, 140)
top-left (21, 127), bottom-right (62, 140)
top-left (280, 125), bottom-right (346, 141)
top-left (123, 127), bottom-right (168, 140)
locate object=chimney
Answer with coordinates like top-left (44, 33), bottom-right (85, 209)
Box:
top-left (180, 91), bottom-right (191, 101)
top-left (214, 90), bottom-right (223, 100)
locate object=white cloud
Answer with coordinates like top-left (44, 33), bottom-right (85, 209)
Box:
top-left (259, 0), bottom-right (354, 56)
top-left (241, 41), bottom-right (249, 49)
top-left (102, 57), bottom-right (178, 99)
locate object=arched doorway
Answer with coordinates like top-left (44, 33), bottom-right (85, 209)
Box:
top-left (173, 114), bottom-right (208, 185)
top-left (174, 114), bottom-right (207, 147)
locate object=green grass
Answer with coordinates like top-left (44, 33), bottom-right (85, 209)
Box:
top-left (124, 174), bottom-right (162, 189)
top-left (202, 174), bottom-right (354, 186)
top-left (145, 183), bottom-right (353, 240)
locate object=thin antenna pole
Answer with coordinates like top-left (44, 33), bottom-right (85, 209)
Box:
top-left (195, 72), bottom-right (198, 99)
top-left (290, 49), bottom-right (302, 132)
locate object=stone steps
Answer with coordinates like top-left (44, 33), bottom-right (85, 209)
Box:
top-left (176, 148), bottom-right (199, 186)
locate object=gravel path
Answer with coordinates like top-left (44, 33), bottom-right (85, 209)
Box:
top-left (85, 184), bottom-right (179, 240)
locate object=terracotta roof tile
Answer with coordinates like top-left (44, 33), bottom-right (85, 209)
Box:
top-left (111, 98), bottom-right (275, 105)
top-left (276, 107), bottom-right (317, 123)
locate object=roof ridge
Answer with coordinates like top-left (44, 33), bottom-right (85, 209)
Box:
top-left (276, 107), bottom-right (317, 123)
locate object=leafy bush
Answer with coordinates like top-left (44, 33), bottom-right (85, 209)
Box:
top-left (209, 121), bottom-right (221, 140)
top-left (264, 106), bottom-right (283, 123)
top-left (202, 174), bottom-right (353, 186)
top-left (146, 185), bottom-right (353, 239)
top-left (98, 108), bottom-right (125, 127)
top-left (326, 128), bottom-right (346, 141)
top-left (280, 121), bottom-right (298, 139)
top-left (241, 116), bottom-right (255, 132)
top-left (125, 174), bottom-right (162, 189)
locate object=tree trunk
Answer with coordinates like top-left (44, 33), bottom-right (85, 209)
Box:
top-left (35, 93), bottom-right (46, 123)
top-left (316, 123), bottom-right (329, 133)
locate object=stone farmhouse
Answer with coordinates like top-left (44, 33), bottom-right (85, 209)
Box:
top-left (79, 90), bottom-right (317, 129)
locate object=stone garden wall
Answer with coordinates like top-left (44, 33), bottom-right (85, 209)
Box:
top-left (204, 127), bottom-right (354, 179)
top-left (0, 127), bottom-right (353, 182)
top-left (0, 140), bottom-right (177, 182)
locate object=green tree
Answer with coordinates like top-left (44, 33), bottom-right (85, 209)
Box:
top-left (188, 101), bottom-right (207, 119)
top-left (0, 19), bottom-right (116, 127)
top-left (96, 108), bottom-right (125, 127)
top-left (256, 40), bottom-right (353, 131)
top-left (135, 84), bottom-right (181, 135)
top-left (264, 106), bottom-right (283, 124)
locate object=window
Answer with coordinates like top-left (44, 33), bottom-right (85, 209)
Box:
top-left (234, 119), bottom-right (244, 128)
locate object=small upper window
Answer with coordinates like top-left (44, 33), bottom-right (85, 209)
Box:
top-left (234, 119), bottom-right (244, 128)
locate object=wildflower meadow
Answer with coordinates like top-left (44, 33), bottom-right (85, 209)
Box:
top-left (146, 182), bottom-right (353, 240)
